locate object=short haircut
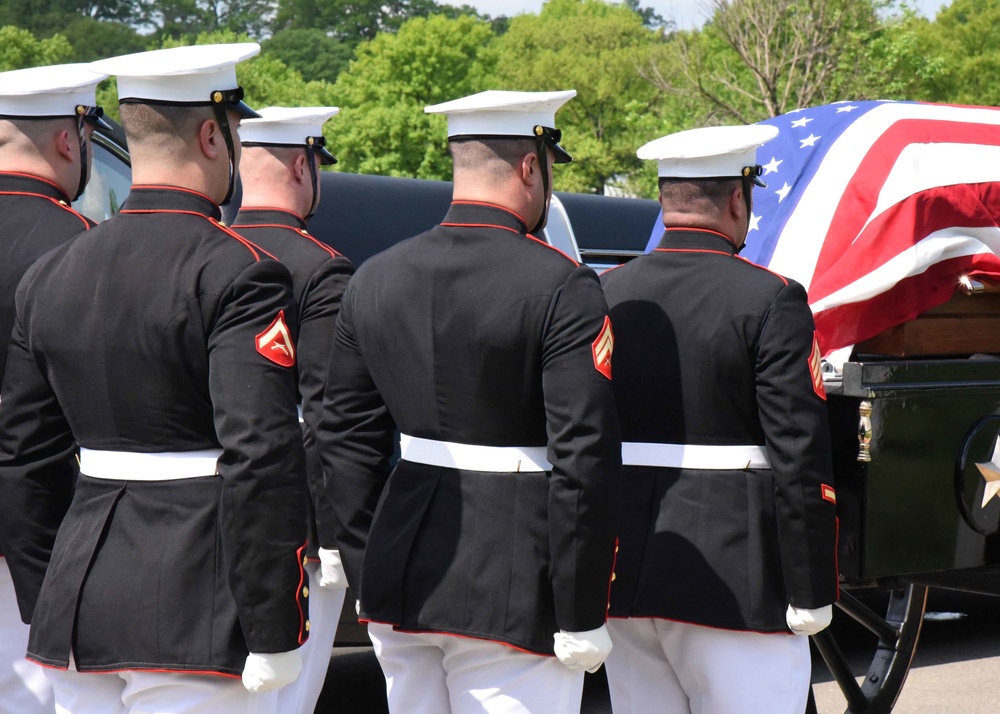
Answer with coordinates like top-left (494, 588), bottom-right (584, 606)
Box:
top-left (119, 102), bottom-right (214, 144)
top-left (0, 117), bottom-right (73, 151)
top-left (658, 177), bottom-right (742, 212)
top-left (449, 137), bottom-right (537, 181)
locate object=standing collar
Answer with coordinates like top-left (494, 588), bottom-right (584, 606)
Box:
top-left (656, 227), bottom-right (739, 256)
top-left (121, 185), bottom-right (221, 220)
top-left (0, 171), bottom-right (71, 203)
top-left (232, 207), bottom-right (307, 231)
top-left (441, 201), bottom-right (529, 235)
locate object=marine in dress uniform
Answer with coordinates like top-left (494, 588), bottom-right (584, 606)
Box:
top-left (232, 106), bottom-right (354, 714)
top-left (0, 45), bottom-right (310, 714)
top-left (315, 90), bottom-right (622, 714)
top-left (599, 125), bottom-right (839, 714)
top-left (0, 62), bottom-right (109, 714)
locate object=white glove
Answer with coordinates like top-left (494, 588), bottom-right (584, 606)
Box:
top-left (786, 604), bottom-right (833, 635)
top-left (318, 548), bottom-right (348, 589)
top-left (553, 624), bottom-right (613, 673)
top-left (241, 650), bottom-right (302, 693)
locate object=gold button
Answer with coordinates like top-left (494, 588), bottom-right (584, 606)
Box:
top-left (58, 200), bottom-right (68, 206)
top-left (611, 572), bottom-right (617, 582)
top-left (305, 620), bottom-right (311, 631)
top-left (303, 556), bottom-right (308, 567)
top-left (302, 586), bottom-right (309, 598)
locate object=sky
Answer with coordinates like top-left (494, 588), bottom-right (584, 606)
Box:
top-left (461, 0), bottom-right (953, 31)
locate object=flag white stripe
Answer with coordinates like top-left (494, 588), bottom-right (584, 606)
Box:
top-left (810, 226), bottom-right (1000, 313)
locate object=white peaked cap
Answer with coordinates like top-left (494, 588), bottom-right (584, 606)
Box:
top-left (425, 89), bottom-right (576, 138)
top-left (0, 63), bottom-right (108, 118)
top-left (638, 124), bottom-right (780, 181)
top-left (240, 106), bottom-right (340, 145)
top-left (90, 43), bottom-right (260, 105)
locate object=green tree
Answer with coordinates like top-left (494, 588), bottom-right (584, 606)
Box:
top-left (60, 16), bottom-right (149, 62)
top-left (647, 0), bottom-right (900, 124)
top-left (152, 0), bottom-right (276, 40)
top-left (624, 0), bottom-right (670, 29)
top-left (490, 0), bottom-right (667, 195)
top-left (909, 0), bottom-right (1000, 105)
top-left (330, 14), bottom-right (497, 179)
top-left (275, 0), bottom-right (482, 42)
top-left (0, 26), bottom-right (74, 71)
top-left (261, 28), bottom-right (353, 85)
top-left (828, 9), bottom-right (944, 102)
top-left (96, 29), bottom-right (338, 122)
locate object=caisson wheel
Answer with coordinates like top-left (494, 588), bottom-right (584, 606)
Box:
top-left (810, 584), bottom-right (928, 713)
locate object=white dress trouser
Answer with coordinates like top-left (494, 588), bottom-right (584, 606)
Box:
top-left (605, 617), bottom-right (811, 714)
top-left (368, 622), bottom-right (584, 714)
top-left (0, 559), bottom-right (54, 713)
top-left (45, 654), bottom-right (278, 714)
top-left (275, 561), bottom-right (345, 714)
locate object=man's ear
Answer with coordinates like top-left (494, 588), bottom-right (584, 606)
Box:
top-left (292, 152), bottom-right (308, 183)
top-left (198, 118), bottom-right (221, 160)
top-left (729, 184), bottom-right (745, 221)
top-left (54, 128), bottom-right (75, 162)
top-left (520, 152), bottom-right (538, 186)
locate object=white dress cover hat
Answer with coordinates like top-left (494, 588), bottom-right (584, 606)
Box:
top-left (425, 89), bottom-right (576, 164)
top-left (240, 106), bottom-right (340, 165)
top-left (0, 63), bottom-right (109, 128)
top-left (90, 43), bottom-right (261, 118)
top-left (638, 124), bottom-right (779, 187)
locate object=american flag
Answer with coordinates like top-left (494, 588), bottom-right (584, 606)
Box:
top-left (645, 101), bottom-right (1000, 360)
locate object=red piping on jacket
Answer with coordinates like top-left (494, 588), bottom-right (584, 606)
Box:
top-left (450, 200), bottom-right (529, 227)
top-left (119, 209), bottom-right (276, 261)
top-left (29, 658), bottom-right (242, 679)
top-left (235, 220), bottom-right (343, 260)
top-left (130, 185), bottom-right (216, 203)
top-left (0, 191), bottom-right (91, 229)
top-left (295, 542), bottom-right (308, 645)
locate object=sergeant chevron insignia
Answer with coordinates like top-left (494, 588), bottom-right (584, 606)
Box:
top-left (975, 436), bottom-right (1000, 509)
top-left (256, 310), bottom-right (295, 367)
top-left (592, 315), bottom-right (613, 380)
top-left (809, 332), bottom-right (826, 400)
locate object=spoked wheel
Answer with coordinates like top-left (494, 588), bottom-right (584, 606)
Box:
top-left (810, 584), bottom-right (928, 713)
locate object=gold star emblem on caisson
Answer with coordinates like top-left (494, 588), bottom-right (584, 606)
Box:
top-left (975, 436), bottom-right (1000, 508)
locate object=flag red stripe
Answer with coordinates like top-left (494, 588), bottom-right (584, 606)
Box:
top-left (814, 254), bottom-right (1000, 354)
top-left (811, 120), bottom-right (1000, 286)
top-left (808, 182), bottom-right (1000, 303)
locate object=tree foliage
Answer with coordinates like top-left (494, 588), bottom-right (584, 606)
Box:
top-left (647, 0), bottom-right (897, 124)
top-left (910, 0), bottom-right (1000, 105)
top-left (330, 14), bottom-right (497, 179)
top-left (491, 0), bottom-right (668, 195)
top-left (275, 0), bottom-right (481, 42)
top-left (0, 26), bottom-right (74, 71)
top-left (261, 29), bottom-right (354, 85)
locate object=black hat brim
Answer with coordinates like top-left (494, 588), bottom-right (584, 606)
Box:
top-left (233, 100), bottom-right (261, 119)
top-left (551, 143), bottom-right (572, 164)
top-left (317, 146), bottom-right (337, 165)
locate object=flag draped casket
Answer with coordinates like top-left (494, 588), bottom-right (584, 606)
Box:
top-left (727, 101), bottom-right (1000, 587)
top-left (743, 100), bottom-right (1000, 359)
top-left (642, 100), bottom-right (1000, 585)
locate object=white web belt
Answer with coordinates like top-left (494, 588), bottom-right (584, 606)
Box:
top-left (79, 448), bottom-right (223, 481)
top-left (399, 435), bottom-right (552, 473)
top-left (621, 442), bottom-right (770, 470)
